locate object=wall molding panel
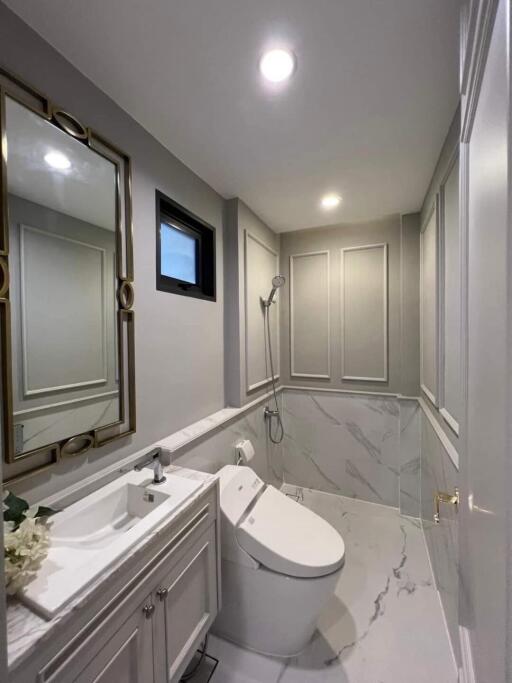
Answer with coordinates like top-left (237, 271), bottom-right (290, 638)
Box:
top-left (340, 243), bottom-right (388, 382)
top-left (244, 230), bottom-right (280, 392)
top-left (19, 224), bottom-right (108, 397)
top-left (438, 149), bottom-right (461, 436)
top-left (420, 201), bottom-right (440, 406)
top-left (13, 390), bottom-right (119, 417)
top-left (290, 250), bottom-right (330, 379)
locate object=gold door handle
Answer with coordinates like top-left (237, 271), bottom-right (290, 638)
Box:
top-left (434, 488), bottom-right (459, 524)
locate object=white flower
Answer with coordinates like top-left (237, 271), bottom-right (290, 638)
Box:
top-left (4, 517), bottom-right (51, 595)
top-left (25, 506), bottom-right (38, 519)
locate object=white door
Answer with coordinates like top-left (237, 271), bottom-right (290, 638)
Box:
top-left (460, 1), bottom-right (511, 681)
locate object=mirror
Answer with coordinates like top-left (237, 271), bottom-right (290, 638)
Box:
top-left (0, 69), bottom-right (135, 477)
top-left (6, 97), bottom-right (119, 454)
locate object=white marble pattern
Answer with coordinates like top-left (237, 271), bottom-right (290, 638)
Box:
top-left (420, 412), bottom-right (460, 667)
top-left (206, 485), bottom-right (457, 683)
top-left (399, 399), bottom-right (421, 518)
top-left (281, 391), bottom-right (400, 507)
top-left (6, 466), bottom-right (217, 673)
top-left (156, 406), bottom-right (243, 453)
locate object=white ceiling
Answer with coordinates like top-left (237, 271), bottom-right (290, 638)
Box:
top-left (5, 0), bottom-right (461, 232)
top-left (6, 98), bottom-right (116, 231)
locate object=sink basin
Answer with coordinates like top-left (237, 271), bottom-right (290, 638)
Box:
top-left (19, 469), bottom-right (203, 619)
top-left (52, 482), bottom-right (170, 550)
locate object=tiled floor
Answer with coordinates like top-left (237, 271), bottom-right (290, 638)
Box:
top-left (202, 486), bottom-right (458, 683)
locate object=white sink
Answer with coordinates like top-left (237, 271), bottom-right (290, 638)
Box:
top-left (51, 481), bottom-right (170, 550)
top-left (20, 469), bottom-right (203, 619)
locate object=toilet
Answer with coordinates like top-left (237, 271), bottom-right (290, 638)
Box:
top-left (213, 465), bottom-right (346, 657)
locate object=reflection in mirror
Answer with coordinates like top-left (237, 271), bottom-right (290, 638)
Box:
top-left (5, 97), bottom-right (120, 456)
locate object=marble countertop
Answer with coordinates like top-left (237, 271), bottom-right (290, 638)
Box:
top-left (7, 465), bottom-right (217, 674)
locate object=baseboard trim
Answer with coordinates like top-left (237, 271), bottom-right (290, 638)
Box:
top-left (459, 626), bottom-right (476, 683)
top-left (419, 517), bottom-right (459, 676)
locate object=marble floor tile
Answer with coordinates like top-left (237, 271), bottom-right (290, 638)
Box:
top-left (207, 487), bottom-right (457, 683)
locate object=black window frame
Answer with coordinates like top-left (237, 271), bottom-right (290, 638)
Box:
top-left (156, 190), bottom-right (216, 301)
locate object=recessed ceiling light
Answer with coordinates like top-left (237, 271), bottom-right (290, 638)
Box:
top-left (321, 194), bottom-right (342, 210)
top-left (259, 48), bottom-right (296, 83)
top-left (44, 151), bottom-right (71, 170)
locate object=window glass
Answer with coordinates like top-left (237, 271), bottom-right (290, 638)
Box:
top-left (160, 222), bottom-right (197, 284)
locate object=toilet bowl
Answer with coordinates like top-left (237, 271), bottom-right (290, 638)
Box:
top-left (213, 465), bottom-right (345, 657)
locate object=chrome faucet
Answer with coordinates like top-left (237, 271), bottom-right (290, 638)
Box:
top-left (134, 447), bottom-right (167, 484)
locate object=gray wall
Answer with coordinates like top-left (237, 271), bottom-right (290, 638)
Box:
top-left (279, 214), bottom-right (420, 396)
top-left (421, 108), bottom-right (460, 227)
top-left (0, 4), bottom-right (226, 496)
top-left (224, 198), bottom-right (280, 407)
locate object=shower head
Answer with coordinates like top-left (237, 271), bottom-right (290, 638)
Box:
top-left (263, 274), bottom-right (286, 307)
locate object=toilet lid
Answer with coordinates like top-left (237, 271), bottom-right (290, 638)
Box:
top-left (236, 486), bottom-right (345, 578)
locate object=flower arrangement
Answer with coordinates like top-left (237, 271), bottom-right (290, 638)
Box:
top-left (3, 490), bottom-right (57, 595)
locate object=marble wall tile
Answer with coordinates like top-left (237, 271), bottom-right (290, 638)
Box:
top-left (281, 391), bottom-right (400, 507)
top-left (420, 412), bottom-right (460, 666)
top-left (399, 399), bottom-right (421, 517)
top-left (174, 396), bottom-right (283, 487)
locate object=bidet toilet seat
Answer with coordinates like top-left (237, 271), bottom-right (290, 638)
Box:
top-left (215, 465), bottom-right (346, 657)
top-left (236, 485), bottom-right (345, 578)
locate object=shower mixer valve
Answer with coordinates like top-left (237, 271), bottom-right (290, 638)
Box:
top-left (264, 407), bottom-right (280, 419)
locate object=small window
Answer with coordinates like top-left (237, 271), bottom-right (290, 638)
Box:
top-left (156, 190), bottom-right (216, 300)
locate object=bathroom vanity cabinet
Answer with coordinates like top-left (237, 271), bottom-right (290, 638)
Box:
top-left (8, 481), bottom-right (220, 683)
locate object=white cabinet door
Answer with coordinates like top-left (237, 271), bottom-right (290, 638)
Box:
top-left (41, 594), bottom-right (155, 683)
top-left (74, 599), bottom-right (154, 683)
top-left (157, 525), bottom-right (218, 683)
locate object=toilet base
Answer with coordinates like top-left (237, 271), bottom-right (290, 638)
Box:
top-left (213, 558), bottom-right (343, 657)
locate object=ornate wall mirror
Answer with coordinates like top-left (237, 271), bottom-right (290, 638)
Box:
top-left (0, 67), bottom-right (135, 481)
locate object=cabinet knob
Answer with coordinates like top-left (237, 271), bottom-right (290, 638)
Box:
top-left (142, 603), bottom-right (155, 619)
top-left (156, 587), bottom-right (168, 601)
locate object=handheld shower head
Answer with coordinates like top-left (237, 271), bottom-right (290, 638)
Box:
top-left (263, 274), bottom-right (286, 307)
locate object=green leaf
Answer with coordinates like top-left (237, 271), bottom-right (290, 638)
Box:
top-left (3, 491), bottom-right (29, 526)
top-left (35, 505), bottom-right (57, 519)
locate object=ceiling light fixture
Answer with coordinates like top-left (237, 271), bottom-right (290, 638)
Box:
top-left (44, 151), bottom-right (71, 170)
top-left (321, 194), bottom-right (342, 210)
top-left (259, 48), bottom-right (296, 83)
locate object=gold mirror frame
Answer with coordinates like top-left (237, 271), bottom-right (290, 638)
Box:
top-left (0, 65), bottom-right (136, 482)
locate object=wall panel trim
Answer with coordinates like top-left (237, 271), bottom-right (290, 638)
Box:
top-left (419, 396), bottom-right (459, 470)
top-left (438, 148), bottom-right (461, 436)
top-left (340, 243), bottom-right (388, 382)
top-left (13, 389), bottom-right (119, 417)
top-left (19, 224), bottom-right (108, 396)
top-left (290, 250), bottom-right (331, 380)
top-left (244, 230), bottom-right (279, 392)
top-left (420, 200), bottom-right (440, 406)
